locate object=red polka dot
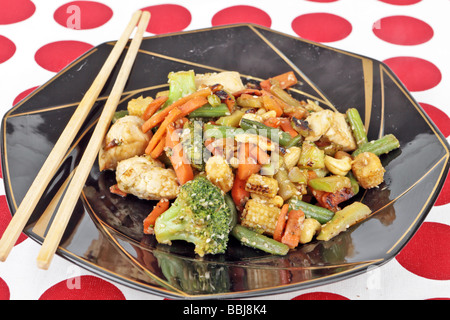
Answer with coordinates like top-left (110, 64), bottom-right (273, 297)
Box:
top-left (0, 35), bottom-right (16, 63)
top-left (211, 5), bottom-right (271, 28)
top-left (292, 13), bottom-right (352, 43)
top-left (427, 297), bottom-right (450, 300)
top-left (0, 196), bottom-right (27, 246)
top-left (292, 291), bottom-right (349, 300)
top-left (434, 171), bottom-right (450, 206)
top-left (39, 275), bottom-right (125, 300)
top-left (396, 222), bottom-right (450, 280)
top-left (0, 0), bottom-right (35, 25)
top-left (0, 277), bottom-right (9, 300)
top-left (383, 57), bottom-right (441, 92)
top-left (373, 16), bottom-right (433, 45)
top-left (379, 0), bottom-right (422, 5)
top-left (54, 1), bottom-right (113, 30)
top-left (13, 86), bottom-right (39, 106)
top-left (141, 5), bottom-right (191, 34)
top-left (35, 40), bottom-right (93, 72)
top-left (419, 103), bottom-right (450, 138)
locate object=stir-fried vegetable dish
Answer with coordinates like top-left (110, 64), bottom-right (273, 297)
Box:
top-left (99, 69), bottom-right (400, 256)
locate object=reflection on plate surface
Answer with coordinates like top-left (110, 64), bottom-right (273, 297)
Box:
top-left (1, 24), bottom-right (449, 299)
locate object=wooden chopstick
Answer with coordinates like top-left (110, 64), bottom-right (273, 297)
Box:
top-left (36, 11), bottom-right (151, 270)
top-left (0, 10), bottom-right (144, 263)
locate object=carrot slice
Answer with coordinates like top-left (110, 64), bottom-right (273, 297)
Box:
top-left (263, 117), bottom-right (281, 128)
top-left (281, 209), bottom-right (305, 249)
top-left (261, 93), bottom-right (283, 117)
top-left (232, 88), bottom-right (262, 98)
top-left (178, 95), bottom-right (208, 117)
top-left (142, 96), bottom-right (169, 120)
top-left (249, 143), bottom-right (271, 165)
top-left (143, 199), bottom-right (170, 234)
top-left (150, 133), bottom-right (166, 159)
top-left (175, 117), bottom-right (189, 128)
top-left (307, 170), bottom-right (318, 181)
top-left (145, 107), bottom-right (182, 155)
top-left (279, 118), bottom-right (298, 138)
top-left (260, 71), bottom-right (298, 91)
top-left (237, 143), bottom-right (261, 181)
top-left (142, 87), bottom-right (212, 133)
top-left (273, 204), bottom-right (289, 242)
top-left (109, 184), bottom-right (127, 197)
top-left (224, 94), bottom-right (236, 113)
top-left (312, 187), bottom-right (354, 212)
top-left (231, 175), bottom-right (250, 212)
top-left (204, 138), bottom-right (225, 157)
top-left (165, 123), bottom-right (194, 185)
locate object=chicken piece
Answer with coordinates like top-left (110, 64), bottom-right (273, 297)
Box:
top-left (305, 109), bottom-right (334, 141)
top-left (205, 155), bottom-right (234, 193)
top-left (326, 111), bottom-right (357, 152)
top-left (115, 155), bottom-right (179, 200)
top-left (304, 99), bottom-right (324, 112)
top-left (351, 152), bottom-right (385, 189)
top-left (98, 115), bottom-right (152, 171)
top-left (305, 110), bottom-right (356, 151)
top-left (195, 71), bottom-right (245, 93)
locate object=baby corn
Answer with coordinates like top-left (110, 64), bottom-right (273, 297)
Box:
top-left (241, 199), bottom-right (281, 236)
top-left (245, 174), bottom-right (279, 198)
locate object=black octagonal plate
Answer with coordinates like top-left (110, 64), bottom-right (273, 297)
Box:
top-left (2, 24), bottom-right (449, 299)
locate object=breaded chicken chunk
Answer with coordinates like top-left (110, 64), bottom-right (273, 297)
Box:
top-left (115, 156), bottom-right (179, 200)
top-left (98, 115), bottom-right (152, 171)
top-left (351, 152), bottom-right (385, 189)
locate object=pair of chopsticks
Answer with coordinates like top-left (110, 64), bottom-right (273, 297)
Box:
top-left (0, 10), bottom-right (151, 269)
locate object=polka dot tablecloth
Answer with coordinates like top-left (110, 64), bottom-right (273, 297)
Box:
top-left (0, 0), bottom-right (449, 301)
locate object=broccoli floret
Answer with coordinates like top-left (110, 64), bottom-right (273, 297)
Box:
top-left (154, 176), bottom-right (232, 256)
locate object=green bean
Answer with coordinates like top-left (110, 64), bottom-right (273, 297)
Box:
top-left (230, 224), bottom-right (290, 255)
top-left (346, 108), bottom-right (368, 147)
top-left (203, 123), bottom-right (243, 140)
top-left (188, 103), bottom-right (230, 118)
top-left (288, 197), bottom-right (335, 224)
top-left (347, 171), bottom-right (360, 195)
top-left (285, 134), bottom-right (303, 148)
top-left (224, 194), bottom-right (238, 230)
top-left (216, 109), bottom-right (245, 127)
top-left (352, 134), bottom-right (400, 157)
top-left (240, 118), bottom-right (292, 146)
